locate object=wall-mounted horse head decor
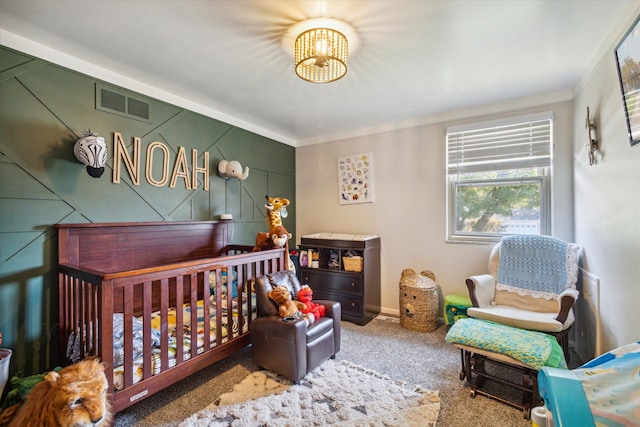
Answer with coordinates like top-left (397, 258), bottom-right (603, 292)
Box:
top-left (74, 130), bottom-right (107, 178)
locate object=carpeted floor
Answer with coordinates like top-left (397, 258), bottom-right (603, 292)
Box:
top-left (114, 317), bottom-right (582, 426)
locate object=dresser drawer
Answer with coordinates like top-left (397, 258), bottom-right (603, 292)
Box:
top-left (300, 270), bottom-right (363, 295)
top-left (312, 290), bottom-right (363, 317)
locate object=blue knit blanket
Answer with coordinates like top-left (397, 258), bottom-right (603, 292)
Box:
top-left (498, 235), bottom-right (574, 294)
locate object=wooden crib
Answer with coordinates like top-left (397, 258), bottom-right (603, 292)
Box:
top-left (56, 220), bottom-right (287, 414)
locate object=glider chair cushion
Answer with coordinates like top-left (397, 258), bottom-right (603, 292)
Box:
top-left (251, 270), bottom-right (341, 383)
top-left (466, 235), bottom-right (579, 335)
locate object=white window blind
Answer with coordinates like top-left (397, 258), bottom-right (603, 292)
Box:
top-left (447, 113), bottom-right (552, 174)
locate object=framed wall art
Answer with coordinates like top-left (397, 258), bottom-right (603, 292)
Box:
top-left (338, 152), bottom-right (373, 204)
top-left (614, 14), bottom-right (640, 147)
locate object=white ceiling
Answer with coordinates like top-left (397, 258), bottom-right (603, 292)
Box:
top-left (0, 0), bottom-right (635, 146)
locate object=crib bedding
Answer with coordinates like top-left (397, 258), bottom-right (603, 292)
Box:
top-left (112, 293), bottom-right (255, 390)
top-left (67, 293), bottom-right (256, 391)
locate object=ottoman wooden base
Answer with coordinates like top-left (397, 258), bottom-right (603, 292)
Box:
top-left (454, 344), bottom-right (542, 419)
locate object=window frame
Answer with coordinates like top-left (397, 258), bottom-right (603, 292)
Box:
top-left (446, 113), bottom-right (553, 244)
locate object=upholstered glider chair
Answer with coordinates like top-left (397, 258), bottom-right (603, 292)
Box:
top-left (465, 235), bottom-right (579, 359)
top-left (251, 270), bottom-right (341, 382)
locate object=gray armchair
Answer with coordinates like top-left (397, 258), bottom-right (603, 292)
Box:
top-left (250, 270), bottom-right (341, 382)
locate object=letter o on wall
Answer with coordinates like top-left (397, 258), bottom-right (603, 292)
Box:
top-left (146, 141), bottom-right (170, 187)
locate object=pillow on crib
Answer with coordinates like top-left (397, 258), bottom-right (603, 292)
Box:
top-left (494, 284), bottom-right (559, 313)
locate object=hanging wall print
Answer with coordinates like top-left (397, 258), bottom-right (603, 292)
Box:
top-left (338, 152), bottom-right (374, 204)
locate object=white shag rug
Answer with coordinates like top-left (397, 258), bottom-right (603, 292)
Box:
top-left (179, 359), bottom-right (440, 427)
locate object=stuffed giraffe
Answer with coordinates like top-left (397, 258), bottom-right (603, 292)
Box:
top-left (265, 195), bottom-right (290, 229)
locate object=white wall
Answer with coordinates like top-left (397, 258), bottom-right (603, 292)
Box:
top-left (572, 7), bottom-right (640, 353)
top-left (296, 99), bottom-right (575, 316)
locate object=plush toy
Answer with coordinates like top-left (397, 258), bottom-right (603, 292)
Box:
top-left (264, 195), bottom-right (290, 229)
top-left (253, 225), bottom-right (291, 252)
top-left (268, 286), bottom-right (314, 326)
top-left (297, 285), bottom-right (325, 319)
top-left (218, 160), bottom-right (249, 180)
top-left (209, 268), bottom-right (238, 297)
top-left (0, 358), bottom-right (111, 427)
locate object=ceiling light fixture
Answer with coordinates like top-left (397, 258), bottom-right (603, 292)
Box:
top-left (295, 26), bottom-right (348, 83)
top-left (283, 18), bottom-right (358, 84)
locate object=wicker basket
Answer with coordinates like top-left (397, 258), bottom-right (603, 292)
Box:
top-left (343, 256), bottom-right (363, 272)
top-left (399, 269), bottom-right (439, 332)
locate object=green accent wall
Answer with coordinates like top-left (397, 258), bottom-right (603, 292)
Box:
top-left (0, 46), bottom-right (295, 380)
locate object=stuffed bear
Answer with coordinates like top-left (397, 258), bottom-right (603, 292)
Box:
top-left (297, 285), bottom-right (325, 319)
top-left (268, 286), bottom-right (314, 326)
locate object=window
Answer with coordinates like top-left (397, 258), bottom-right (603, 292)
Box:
top-left (446, 112), bottom-right (552, 243)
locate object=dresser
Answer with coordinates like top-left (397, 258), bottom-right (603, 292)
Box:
top-left (299, 233), bottom-right (381, 325)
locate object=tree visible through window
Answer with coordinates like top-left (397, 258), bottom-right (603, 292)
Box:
top-left (446, 113), bottom-right (552, 242)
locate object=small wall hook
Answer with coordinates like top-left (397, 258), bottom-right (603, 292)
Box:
top-left (585, 107), bottom-right (598, 166)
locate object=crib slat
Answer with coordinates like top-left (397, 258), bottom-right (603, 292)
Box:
top-left (160, 278), bottom-right (169, 371)
top-left (123, 285), bottom-right (134, 388)
top-left (142, 281), bottom-right (152, 380)
top-left (189, 275), bottom-right (198, 359)
top-left (75, 278), bottom-right (85, 358)
top-left (99, 279), bottom-right (114, 395)
top-left (91, 284), bottom-right (99, 356)
top-left (175, 275), bottom-right (184, 366)
top-left (214, 268), bottom-right (223, 346)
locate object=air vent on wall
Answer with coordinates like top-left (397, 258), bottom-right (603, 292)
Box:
top-left (96, 84), bottom-right (151, 123)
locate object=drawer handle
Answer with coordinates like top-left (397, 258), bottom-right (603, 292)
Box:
top-left (351, 282), bottom-right (356, 287)
top-left (351, 302), bottom-right (356, 307)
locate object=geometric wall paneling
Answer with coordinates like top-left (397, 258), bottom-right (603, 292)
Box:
top-left (215, 128), bottom-right (295, 227)
top-left (0, 78), bottom-right (79, 189)
top-left (0, 231), bottom-right (44, 263)
top-left (154, 109), bottom-right (232, 154)
top-left (0, 230), bottom-right (59, 376)
top-left (19, 65), bottom-right (178, 143)
top-left (0, 162), bottom-right (60, 200)
top-left (239, 167), bottom-right (269, 219)
top-left (233, 218), bottom-right (266, 247)
top-left (165, 196), bottom-right (211, 222)
top-left (217, 127), bottom-right (294, 176)
top-left (220, 175), bottom-right (243, 220)
top-left (57, 210), bottom-right (91, 225)
top-left (208, 159), bottom-right (228, 220)
top-left (0, 44), bottom-right (296, 376)
top-left (0, 198), bottom-right (74, 233)
top-left (0, 47), bottom-right (40, 74)
top-left (18, 65), bottom-right (114, 136)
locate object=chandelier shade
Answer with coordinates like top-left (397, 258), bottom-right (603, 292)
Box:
top-left (294, 27), bottom-right (348, 83)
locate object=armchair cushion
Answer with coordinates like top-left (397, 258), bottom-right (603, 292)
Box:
top-left (467, 305), bottom-right (575, 332)
top-left (494, 285), bottom-right (559, 313)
